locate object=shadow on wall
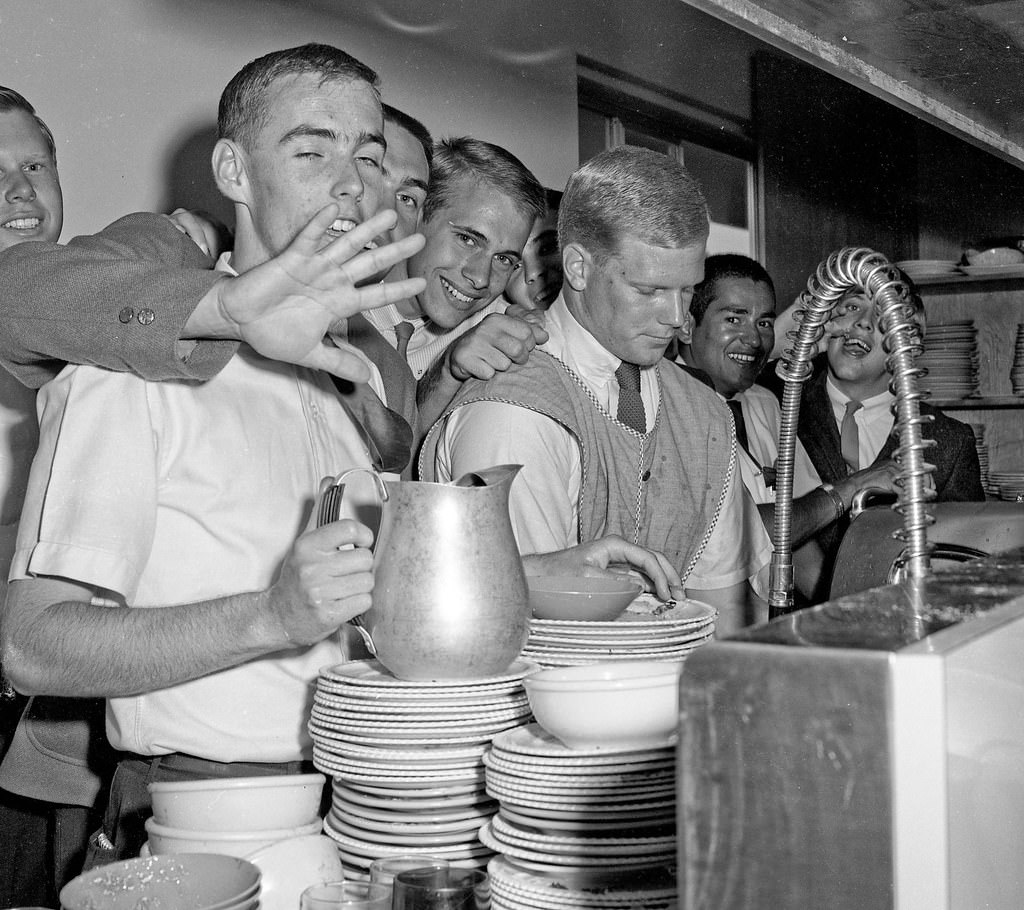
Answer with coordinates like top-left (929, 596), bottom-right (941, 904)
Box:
top-left (159, 122), bottom-right (235, 250)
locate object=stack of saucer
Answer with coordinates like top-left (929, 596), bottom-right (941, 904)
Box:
top-left (1012, 324), bottom-right (1024, 395)
top-left (481, 724), bottom-right (677, 909)
top-left (918, 320), bottom-right (979, 399)
top-left (522, 594), bottom-right (715, 668)
top-left (989, 471), bottom-right (1024, 502)
top-left (310, 659), bottom-right (535, 879)
top-left (895, 259), bottom-right (960, 282)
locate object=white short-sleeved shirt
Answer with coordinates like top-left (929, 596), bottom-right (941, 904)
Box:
top-left (434, 298), bottom-right (772, 593)
top-left (734, 384), bottom-right (822, 506)
top-left (10, 257), bottom-right (376, 762)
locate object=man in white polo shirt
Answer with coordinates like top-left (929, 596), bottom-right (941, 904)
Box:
top-left (0, 43), bottom-right (420, 867)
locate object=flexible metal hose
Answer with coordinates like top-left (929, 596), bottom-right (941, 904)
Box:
top-left (768, 247), bottom-right (934, 618)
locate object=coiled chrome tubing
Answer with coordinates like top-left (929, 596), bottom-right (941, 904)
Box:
top-left (769, 247), bottom-right (935, 618)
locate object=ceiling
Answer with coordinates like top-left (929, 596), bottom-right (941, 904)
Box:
top-left (685, 0), bottom-right (1024, 168)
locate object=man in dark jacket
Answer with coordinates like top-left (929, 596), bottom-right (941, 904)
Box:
top-left (798, 285), bottom-right (985, 592)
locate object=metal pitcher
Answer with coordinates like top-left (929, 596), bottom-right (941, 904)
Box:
top-left (333, 464), bottom-right (529, 681)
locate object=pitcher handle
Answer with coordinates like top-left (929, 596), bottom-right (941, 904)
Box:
top-left (334, 467), bottom-right (390, 504)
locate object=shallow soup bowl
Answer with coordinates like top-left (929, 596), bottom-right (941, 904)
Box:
top-left (524, 661), bottom-right (684, 749)
top-left (527, 575), bottom-right (643, 621)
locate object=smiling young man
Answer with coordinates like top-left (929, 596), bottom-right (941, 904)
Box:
top-left (420, 147), bottom-right (774, 634)
top-left (797, 282), bottom-right (985, 589)
top-left (679, 254), bottom-right (907, 602)
top-left (363, 136), bottom-right (547, 382)
top-left (0, 44), bottom-right (419, 867)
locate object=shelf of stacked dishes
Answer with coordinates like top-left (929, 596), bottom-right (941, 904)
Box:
top-left (896, 261), bottom-right (1024, 499)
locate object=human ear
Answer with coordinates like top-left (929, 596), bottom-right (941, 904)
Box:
top-left (562, 242), bottom-right (589, 292)
top-left (211, 139), bottom-right (248, 204)
top-left (676, 311), bottom-right (694, 345)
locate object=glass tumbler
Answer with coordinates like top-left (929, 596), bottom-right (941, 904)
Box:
top-left (391, 867), bottom-right (490, 910)
top-left (368, 854), bottom-right (451, 890)
top-left (299, 880), bottom-right (392, 910)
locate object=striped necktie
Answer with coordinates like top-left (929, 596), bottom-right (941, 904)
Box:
top-left (615, 361), bottom-right (646, 433)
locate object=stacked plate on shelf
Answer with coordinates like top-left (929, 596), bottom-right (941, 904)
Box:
top-left (988, 471), bottom-right (1024, 502)
top-left (310, 659), bottom-right (536, 879)
top-left (1012, 324), bottom-right (1024, 395)
top-left (917, 319), bottom-right (980, 399)
top-left (481, 724), bottom-right (678, 909)
top-left (522, 595), bottom-right (716, 668)
top-left (895, 259), bottom-right (960, 282)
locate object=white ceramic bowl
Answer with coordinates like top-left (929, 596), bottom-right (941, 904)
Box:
top-left (523, 661), bottom-right (684, 749)
top-left (246, 834), bottom-right (344, 910)
top-left (527, 576), bottom-right (642, 621)
top-left (148, 773), bottom-right (325, 832)
top-left (145, 817), bottom-right (322, 857)
top-left (59, 853), bottom-right (261, 910)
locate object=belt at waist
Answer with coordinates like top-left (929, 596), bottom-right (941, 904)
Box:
top-left (119, 751), bottom-right (315, 778)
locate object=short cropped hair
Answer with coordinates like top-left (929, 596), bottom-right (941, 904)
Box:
top-left (0, 85), bottom-right (57, 163)
top-left (218, 43), bottom-right (380, 149)
top-left (690, 254), bottom-right (775, 325)
top-left (559, 146), bottom-right (708, 264)
top-left (383, 104), bottom-right (433, 169)
top-left (423, 137), bottom-right (546, 226)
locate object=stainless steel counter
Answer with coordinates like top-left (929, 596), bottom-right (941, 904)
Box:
top-left (677, 547), bottom-right (1024, 910)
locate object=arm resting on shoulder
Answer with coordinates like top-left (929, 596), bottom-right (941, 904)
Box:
top-left (0, 212), bottom-right (229, 389)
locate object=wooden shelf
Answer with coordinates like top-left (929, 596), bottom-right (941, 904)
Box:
top-left (930, 396), bottom-right (1024, 410)
top-left (914, 272), bottom-right (1024, 288)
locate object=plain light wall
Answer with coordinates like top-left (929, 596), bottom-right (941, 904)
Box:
top-left (0, 0), bottom-right (758, 240)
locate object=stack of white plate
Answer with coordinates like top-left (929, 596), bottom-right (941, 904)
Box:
top-left (310, 659), bottom-right (536, 879)
top-left (918, 320), bottom-right (980, 399)
top-left (480, 724), bottom-right (677, 909)
top-left (487, 855), bottom-right (677, 910)
top-left (1012, 324), bottom-right (1024, 395)
top-left (895, 259), bottom-right (960, 282)
top-left (522, 594), bottom-right (715, 668)
top-left (965, 421), bottom-right (993, 494)
top-left (989, 471), bottom-right (1024, 502)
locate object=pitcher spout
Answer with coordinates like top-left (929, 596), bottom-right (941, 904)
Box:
top-left (451, 463), bottom-right (523, 489)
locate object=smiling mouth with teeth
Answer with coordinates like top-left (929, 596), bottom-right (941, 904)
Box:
top-left (330, 218), bottom-right (377, 251)
top-left (842, 336), bottom-right (872, 356)
top-left (439, 276), bottom-right (476, 306)
top-left (3, 217), bottom-right (42, 230)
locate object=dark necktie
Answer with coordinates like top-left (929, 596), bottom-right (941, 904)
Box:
top-left (840, 399), bottom-right (863, 474)
top-left (615, 361), bottom-right (646, 433)
top-left (726, 399), bottom-right (750, 454)
top-left (394, 321), bottom-right (414, 361)
top-left (331, 376), bottom-right (414, 475)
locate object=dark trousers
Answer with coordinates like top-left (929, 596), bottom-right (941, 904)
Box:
top-left (84, 753), bottom-right (320, 871)
top-left (0, 789), bottom-right (98, 907)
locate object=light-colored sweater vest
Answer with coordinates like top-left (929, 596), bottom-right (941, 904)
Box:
top-left (419, 352), bottom-right (735, 581)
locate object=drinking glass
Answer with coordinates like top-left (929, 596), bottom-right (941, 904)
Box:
top-left (368, 854), bottom-right (451, 890)
top-left (391, 867), bottom-right (490, 910)
top-left (299, 880), bottom-right (392, 910)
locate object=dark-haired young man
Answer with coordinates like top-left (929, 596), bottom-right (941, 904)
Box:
top-left (0, 44), bottom-right (421, 867)
top-left (678, 253), bottom-right (902, 601)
